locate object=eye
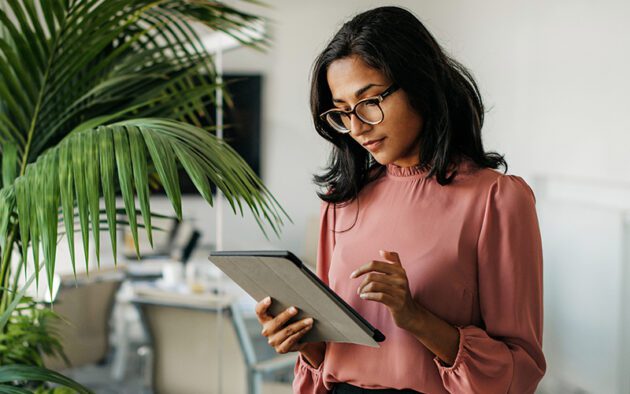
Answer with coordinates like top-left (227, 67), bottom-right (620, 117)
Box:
top-left (362, 99), bottom-right (380, 107)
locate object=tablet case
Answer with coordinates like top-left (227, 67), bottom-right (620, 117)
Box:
top-left (209, 250), bottom-right (385, 347)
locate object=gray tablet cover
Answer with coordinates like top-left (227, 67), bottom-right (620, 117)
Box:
top-left (209, 250), bottom-right (385, 347)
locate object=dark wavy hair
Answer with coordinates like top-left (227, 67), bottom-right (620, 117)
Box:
top-left (312, 6), bottom-right (507, 203)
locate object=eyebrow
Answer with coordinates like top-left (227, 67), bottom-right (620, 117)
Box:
top-left (332, 83), bottom-right (385, 104)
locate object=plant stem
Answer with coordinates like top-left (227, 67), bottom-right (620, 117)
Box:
top-left (0, 225), bottom-right (17, 319)
top-left (19, 54), bottom-right (57, 176)
top-left (19, 3), bottom-right (72, 175)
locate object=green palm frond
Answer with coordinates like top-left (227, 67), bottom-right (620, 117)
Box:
top-left (0, 0), bottom-right (267, 158)
top-left (0, 0), bottom-right (284, 321)
top-left (1, 142), bottom-right (17, 187)
top-left (0, 186), bottom-right (14, 251)
top-left (0, 364), bottom-right (91, 393)
top-left (7, 118), bottom-right (287, 293)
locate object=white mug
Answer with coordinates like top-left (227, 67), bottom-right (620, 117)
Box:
top-left (162, 262), bottom-right (184, 287)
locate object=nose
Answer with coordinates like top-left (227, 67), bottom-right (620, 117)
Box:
top-left (348, 113), bottom-right (371, 137)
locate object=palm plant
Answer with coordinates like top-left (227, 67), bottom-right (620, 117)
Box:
top-left (0, 0), bottom-right (287, 390)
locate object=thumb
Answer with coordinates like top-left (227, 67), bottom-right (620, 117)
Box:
top-left (380, 249), bottom-right (401, 265)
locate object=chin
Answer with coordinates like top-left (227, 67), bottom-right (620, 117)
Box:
top-left (370, 154), bottom-right (392, 166)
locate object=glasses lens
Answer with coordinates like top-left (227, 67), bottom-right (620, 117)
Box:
top-left (356, 99), bottom-right (383, 124)
top-left (325, 112), bottom-right (351, 133)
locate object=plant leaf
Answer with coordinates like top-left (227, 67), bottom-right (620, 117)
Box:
top-left (1, 142), bottom-right (17, 187)
top-left (0, 364), bottom-right (92, 393)
top-left (71, 133), bottom-right (90, 271)
top-left (0, 268), bottom-right (37, 332)
top-left (0, 187), bottom-right (14, 250)
top-left (2, 118), bottom-right (289, 292)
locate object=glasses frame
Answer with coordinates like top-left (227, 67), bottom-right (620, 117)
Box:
top-left (319, 84), bottom-right (400, 134)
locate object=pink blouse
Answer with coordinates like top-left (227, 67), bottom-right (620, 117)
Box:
top-left (293, 161), bottom-right (546, 393)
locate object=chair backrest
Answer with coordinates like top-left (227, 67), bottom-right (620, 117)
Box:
top-left (44, 275), bottom-right (123, 370)
top-left (136, 299), bottom-right (252, 394)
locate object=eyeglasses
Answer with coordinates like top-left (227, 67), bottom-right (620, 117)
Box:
top-left (320, 84), bottom-right (399, 134)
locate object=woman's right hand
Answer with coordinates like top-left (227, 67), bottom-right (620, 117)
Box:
top-left (255, 296), bottom-right (314, 354)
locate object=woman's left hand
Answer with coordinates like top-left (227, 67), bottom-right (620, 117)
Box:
top-left (350, 250), bottom-right (424, 331)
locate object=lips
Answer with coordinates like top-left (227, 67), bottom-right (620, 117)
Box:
top-left (362, 137), bottom-right (385, 152)
top-left (363, 137), bottom-right (385, 147)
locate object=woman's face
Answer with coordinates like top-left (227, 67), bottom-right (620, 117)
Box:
top-left (326, 54), bottom-right (424, 167)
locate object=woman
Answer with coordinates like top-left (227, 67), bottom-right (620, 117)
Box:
top-left (255, 6), bottom-right (546, 394)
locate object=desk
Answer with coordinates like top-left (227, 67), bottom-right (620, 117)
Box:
top-left (128, 284), bottom-right (295, 394)
top-left (111, 257), bottom-right (262, 378)
top-left (111, 276), bottom-right (266, 382)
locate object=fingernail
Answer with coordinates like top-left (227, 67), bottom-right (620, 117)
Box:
top-left (356, 287), bottom-right (360, 295)
top-left (349, 271), bottom-right (356, 278)
top-left (360, 293), bottom-right (368, 299)
top-left (304, 318), bottom-right (313, 325)
top-left (264, 297), bottom-right (271, 304)
top-left (289, 306), bottom-right (297, 314)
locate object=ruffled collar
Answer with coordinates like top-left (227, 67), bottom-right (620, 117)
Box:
top-left (385, 163), bottom-right (429, 177)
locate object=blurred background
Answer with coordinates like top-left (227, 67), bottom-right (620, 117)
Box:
top-left (34, 1), bottom-right (630, 393)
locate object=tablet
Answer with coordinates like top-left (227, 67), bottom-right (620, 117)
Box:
top-left (209, 250), bottom-right (385, 347)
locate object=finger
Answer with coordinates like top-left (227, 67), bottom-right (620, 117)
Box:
top-left (357, 273), bottom-right (404, 295)
top-left (255, 296), bottom-right (273, 324)
top-left (358, 280), bottom-right (404, 297)
top-left (275, 320), bottom-right (314, 354)
top-left (268, 318), bottom-right (313, 348)
top-left (359, 291), bottom-right (396, 306)
top-left (261, 306), bottom-right (299, 337)
top-left (277, 325), bottom-right (312, 354)
top-left (350, 260), bottom-right (401, 279)
top-left (379, 250), bottom-right (402, 266)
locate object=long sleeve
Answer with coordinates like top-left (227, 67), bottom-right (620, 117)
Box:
top-left (293, 201), bottom-right (335, 394)
top-left (434, 175), bottom-right (547, 393)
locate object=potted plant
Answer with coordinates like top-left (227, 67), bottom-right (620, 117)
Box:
top-left (0, 0), bottom-right (287, 391)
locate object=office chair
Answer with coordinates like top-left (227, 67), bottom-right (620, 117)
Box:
top-left (43, 270), bottom-right (124, 370)
top-left (133, 296), bottom-right (296, 394)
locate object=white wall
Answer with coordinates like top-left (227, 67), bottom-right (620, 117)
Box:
top-left (535, 176), bottom-right (630, 393)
